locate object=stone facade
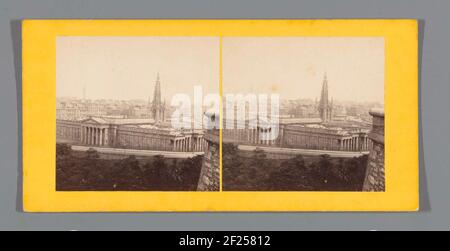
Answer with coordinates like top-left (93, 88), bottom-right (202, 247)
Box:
top-left (56, 118), bottom-right (206, 152)
top-left (281, 125), bottom-right (370, 151)
top-left (197, 129), bottom-right (220, 191)
top-left (363, 109), bottom-right (385, 191)
top-left (56, 120), bottom-right (81, 142)
top-left (222, 123), bottom-right (371, 152)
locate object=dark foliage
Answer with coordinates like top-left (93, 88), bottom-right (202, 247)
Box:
top-left (56, 144), bottom-right (203, 191)
top-left (222, 143), bottom-right (368, 191)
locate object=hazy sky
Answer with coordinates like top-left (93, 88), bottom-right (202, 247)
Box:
top-left (57, 36), bottom-right (384, 104)
top-left (223, 37), bottom-right (384, 103)
top-left (57, 37), bottom-right (220, 101)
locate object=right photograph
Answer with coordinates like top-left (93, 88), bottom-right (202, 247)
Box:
top-left (222, 37), bottom-right (385, 192)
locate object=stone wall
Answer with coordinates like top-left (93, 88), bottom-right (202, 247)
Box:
top-left (56, 120), bottom-right (81, 142)
top-left (282, 127), bottom-right (343, 151)
top-left (115, 126), bottom-right (175, 151)
top-left (363, 109), bottom-right (385, 191)
top-left (197, 129), bottom-right (220, 191)
top-left (236, 146), bottom-right (368, 160)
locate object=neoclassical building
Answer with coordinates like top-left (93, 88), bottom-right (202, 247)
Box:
top-left (56, 117), bottom-right (206, 152)
top-left (57, 73), bottom-right (374, 153)
top-left (222, 119), bottom-right (371, 152)
top-left (222, 74), bottom-right (372, 152)
top-left (56, 74), bottom-right (205, 152)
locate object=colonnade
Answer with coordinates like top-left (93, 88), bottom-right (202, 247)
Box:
top-left (76, 123), bottom-right (371, 153)
top-left (222, 127), bottom-right (372, 152)
top-left (81, 126), bottom-right (108, 146)
top-left (56, 125), bottom-right (80, 141)
top-left (224, 128), bottom-right (277, 146)
top-left (341, 136), bottom-right (371, 151)
top-left (173, 137), bottom-right (206, 152)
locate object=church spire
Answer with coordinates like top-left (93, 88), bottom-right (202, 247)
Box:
top-left (153, 72), bottom-right (162, 106)
top-left (151, 72), bottom-right (164, 122)
top-left (318, 73), bottom-right (333, 122)
top-left (319, 73), bottom-right (329, 108)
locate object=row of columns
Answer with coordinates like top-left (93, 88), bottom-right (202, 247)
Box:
top-left (195, 137), bottom-right (207, 151)
top-left (360, 137), bottom-right (371, 151)
top-left (225, 128), bottom-right (277, 146)
top-left (341, 136), bottom-right (371, 152)
top-left (81, 126), bottom-right (108, 146)
top-left (173, 137), bottom-right (206, 152)
top-left (222, 127), bottom-right (373, 153)
top-left (76, 124), bottom-right (371, 153)
top-left (280, 131), bottom-right (340, 151)
top-left (57, 125), bottom-right (80, 141)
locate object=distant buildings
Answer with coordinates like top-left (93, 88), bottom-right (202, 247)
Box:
top-left (56, 100), bottom-right (106, 121)
top-left (222, 74), bottom-right (375, 152)
top-left (57, 73), bottom-right (382, 153)
top-left (56, 74), bottom-right (204, 152)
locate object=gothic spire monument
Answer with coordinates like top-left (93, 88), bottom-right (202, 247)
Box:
top-left (318, 73), bottom-right (333, 122)
top-left (150, 72), bottom-right (165, 123)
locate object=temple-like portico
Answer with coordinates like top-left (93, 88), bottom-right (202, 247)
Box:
top-left (80, 125), bottom-right (109, 146)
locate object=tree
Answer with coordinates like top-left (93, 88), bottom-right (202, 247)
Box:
top-left (288, 155), bottom-right (306, 170)
top-left (169, 159), bottom-right (182, 183)
top-left (343, 155), bottom-right (369, 190)
top-left (103, 155), bottom-right (144, 190)
top-left (179, 155), bottom-right (203, 190)
top-left (56, 143), bottom-right (72, 156)
top-left (332, 158), bottom-right (349, 183)
top-left (311, 154), bottom-right (334, 190)
top-left (267, 155), bottom-right (311, 191)
top-left (86, 148), bottom-right (99, 159)
top-left (252, 149), bottom-right (267, 167)
top-left (143, 155), bottom-right (167, 189)
top-left (222, 143), bottom-right (243, 189)
top-left (153, 155), bottom-right (167, 169)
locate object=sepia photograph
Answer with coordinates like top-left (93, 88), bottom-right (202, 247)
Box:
top-left (55, 36), bottom-right (220, 191)
top-left (221, 37), bottom-right (385, 191)
top-left (55, 35), bottom-right (386, 193)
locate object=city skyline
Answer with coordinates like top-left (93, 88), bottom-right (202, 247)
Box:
top-left (56, 95), bottom-right (383, 106)
top-left (57, 36), bottom-right (220, 101)
top-left (57, 36), bottom-right (384, 104)
top-left (223, 37), bottom-right (384, 104)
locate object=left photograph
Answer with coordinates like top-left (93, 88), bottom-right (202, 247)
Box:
top-left (55, 36), bottom-right (220, 191)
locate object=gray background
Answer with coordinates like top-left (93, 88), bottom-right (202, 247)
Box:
top-left (0, 0), bottom-right (447, 230)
